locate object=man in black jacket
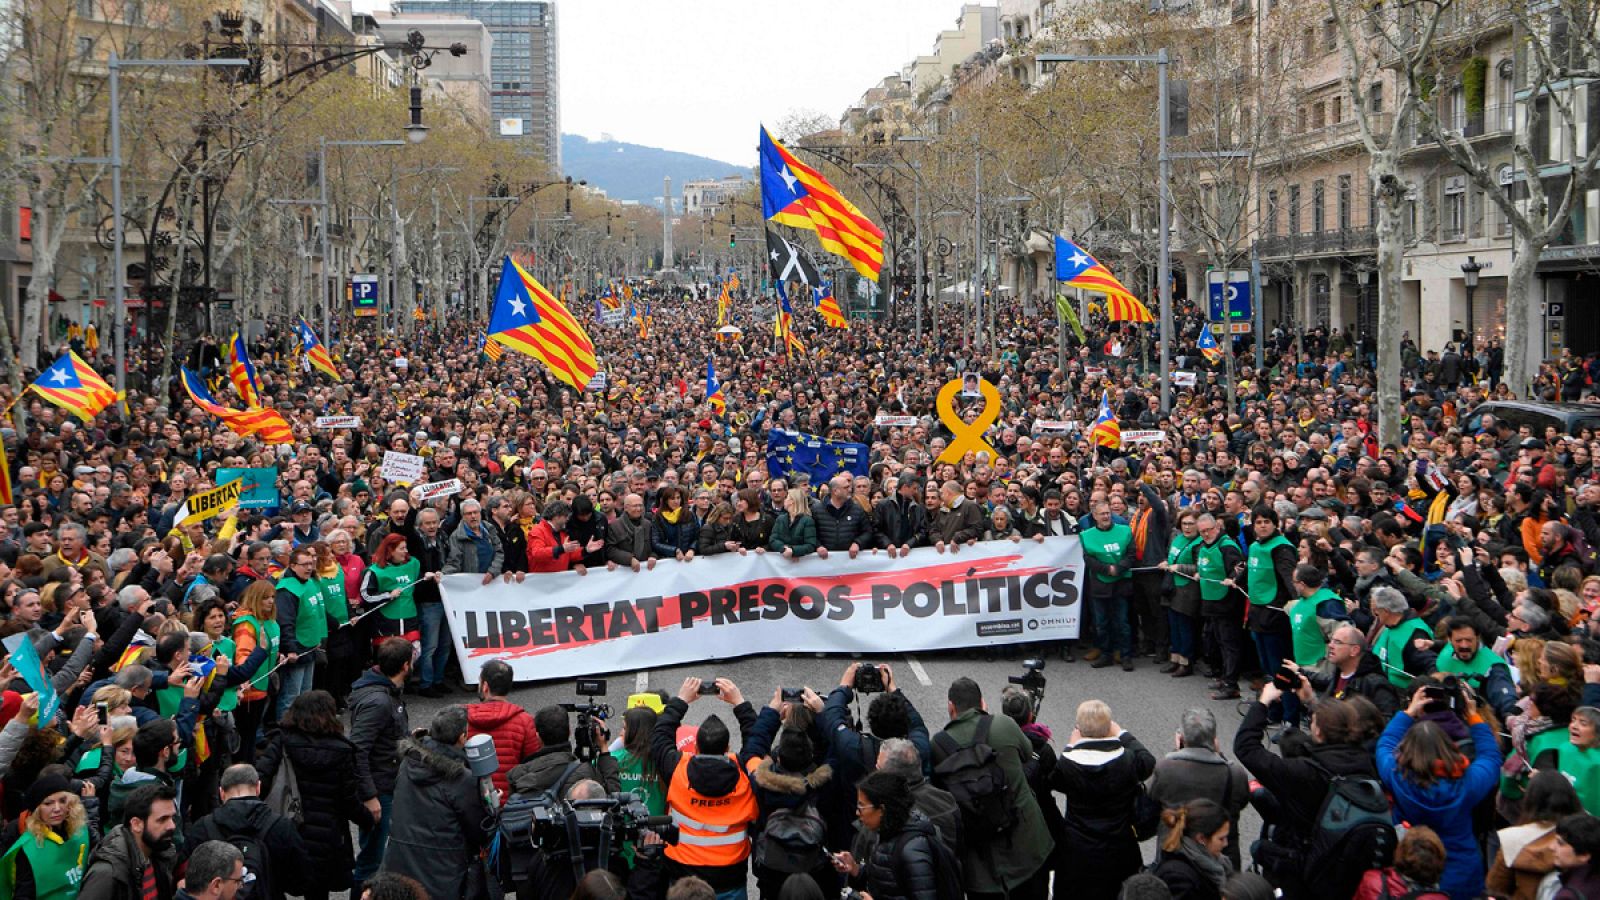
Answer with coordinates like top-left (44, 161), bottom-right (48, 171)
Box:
top-left (812, 474), bottom-right (872, 559)
top-left (873, 477), bottom-right (928, 555)
top-left (506, 704), bottom-right (623, 798)
top-left (1293, 623), bottom-right (1402, 718)
top-left (350, 637), bottom-right (412, 890)
top-left (186, 764), bottom-right (308, 900)
top-left (1129, 482), bottom-right (1171, 665)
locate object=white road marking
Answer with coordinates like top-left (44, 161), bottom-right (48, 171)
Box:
top-left (903, 654), bottom-right (933, 686)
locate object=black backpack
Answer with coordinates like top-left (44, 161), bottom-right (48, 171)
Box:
top-left (754, 796), bottom-right (827, 874)
top-left (224, 832), bottom-right (274, 900)
top-left (930, 715), bottom-right (1017, 841)
top-left (1301, 764), bottom-right (1397, 900)
top-left (890, 825), bottom-right (965, 900)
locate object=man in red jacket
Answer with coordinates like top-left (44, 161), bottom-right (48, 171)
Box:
top-left (466, 659), bottom-right (540, 802)
top-left (527, 500), bottom-right (600, 573)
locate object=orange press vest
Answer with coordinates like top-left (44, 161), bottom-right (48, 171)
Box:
top-left (664, 753), bottom-right (758, 868)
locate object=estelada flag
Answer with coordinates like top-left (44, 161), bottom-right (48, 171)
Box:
top-left (30, 351), bottom-right (116, 422)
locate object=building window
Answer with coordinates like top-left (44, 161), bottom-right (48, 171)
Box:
top-left (76, 36), bottom-right (94, 59)
top-left (1338, 175), bottom-right (1352, 229)
top-left (1288, 185), bottom-right (1302, 233)
top-left (1302, 27), bottom-right (1315, 58)
top-left (77, 0), bottom-right (93, 16)
top-left (1368, 82), bottom-right (1383, 113)
top-left (124, 0), bottom-right (143, 24)
top-left (1448, 86), bottom-right (1466, 132)
top-left (1444, 177), bottom-right (1466, 240)
top-left (1331, 95), bottom-right (1342, 123)
top-left (1312, 180), bottom-right (1325, 232)
top-left (1322, 19), bottom-right (1336, 51)
top-left (1312, 101), bottom-right (1325, 129)
top-left (1404, 182), bottom-right (1418, 241)
top-left (1266, 190), bottom-right (1279, 235)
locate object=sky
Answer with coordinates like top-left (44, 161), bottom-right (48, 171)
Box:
top-left (555, 1), bottom-right (966, 165)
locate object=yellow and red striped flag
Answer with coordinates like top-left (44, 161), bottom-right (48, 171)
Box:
top-left (181, 367), bottom-right (295, 445)
top-left (760, 127), bottom-right (884, 279)
top-left (1055, 236), bottom-right (1153, 323)
top-left (488, 256), bottom-right (598, 392)
top-left (295, 320), bottom-right (340, 380)
top-left (30, 351), bottom-right (117, 422)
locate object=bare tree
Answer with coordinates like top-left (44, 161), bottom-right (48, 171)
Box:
top-left (1399, 0), bottom-right (1600, 394)
top-left (1327, 0), bottom-right (1449, 445)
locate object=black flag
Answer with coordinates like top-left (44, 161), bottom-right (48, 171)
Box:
top-left (765, 228), bottom-right (821, 287)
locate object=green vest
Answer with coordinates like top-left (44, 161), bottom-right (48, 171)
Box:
top-left (1, 827), bottom-right (90, 900)
top-left (236, 614), bottom-right (279, 693)
top-left (1287, 588), bottom-right (1339, 667)
top-left (1555, 743), bottom-right (1600, 815)
top-left (1196, 538), bottom-right (1231, 602)
top-left (1373, 618), bottom-right (1433, 688)
top-left (322, 571), bottom-right (351, 625)
top-left (1167, 535), bottom-right (1198, 587)
top-left (1082, 523), bottom-right (1134, 584)
top-left (1246, 535), bottom-right (1292, 606)
top-left (372, 558), bottom-right (421, 620)
top-left (212, 636), bottom-right (240, 713)
top-left (1436, 645), bottom-right (1506, 685)
top-left (277, 574), bottom-right (329, 649)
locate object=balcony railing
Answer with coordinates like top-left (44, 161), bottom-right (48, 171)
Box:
top-left (1258, 226), bottom-right (1378, 258)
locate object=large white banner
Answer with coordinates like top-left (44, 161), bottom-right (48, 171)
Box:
top-left (441, 538), bottom-right (1085, 684)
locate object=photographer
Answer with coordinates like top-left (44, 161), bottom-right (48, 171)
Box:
top-left (651, 677), bottom-right (760, 898)
top-left (508, 705), bottom-right (623, 801)
top-left (818, 663), bottom-right (931, 790)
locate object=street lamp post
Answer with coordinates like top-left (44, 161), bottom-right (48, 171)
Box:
top-left (320, 139), bottom-right (405, 339)
top-left (109, 53), bottom-right (248, 396)
top-left (894, 135), bottom-right (930, 341)
top-left (1461, 255), bottom-right (1482, 351)
top-left (1038, 50), bottom-right (1172, 411)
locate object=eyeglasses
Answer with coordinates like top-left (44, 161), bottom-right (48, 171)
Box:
top-left (855, 802), bottom-right (878, 814)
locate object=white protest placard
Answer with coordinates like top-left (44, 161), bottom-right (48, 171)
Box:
top-left (314, 415), bottom-right (362, 429)
top-left (1122, 430), bottom-right (1167, 446)
top-left (441, 538), bottom-right (1085, 683)
top-left (874, 415), bottom-right (919, 427)
top-left (586, 371), bottom-right (608, 391)
top-left (1173, 372), bottom-right (1198, 388)
top-left (380, 451), bottom-right (426, 485)
top-left (600, 308), bottom-right (627, 326)
top-left (1084, 366), bottom-right (1107, 380)
top-left (1032, 420), bottom-right (1075, 435)
top-left (417, 478), bottom-right (464, 501)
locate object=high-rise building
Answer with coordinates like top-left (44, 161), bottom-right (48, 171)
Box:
top-left (390, 0), bottom-right (559, 168)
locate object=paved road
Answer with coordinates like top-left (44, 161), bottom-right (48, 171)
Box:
top-left (407, 644), bottom-right (1267, 866)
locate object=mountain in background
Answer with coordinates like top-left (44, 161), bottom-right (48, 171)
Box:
top-left (562, 134), bottom-right (749, 208)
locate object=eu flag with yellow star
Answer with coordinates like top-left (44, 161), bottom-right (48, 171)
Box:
top-left (765, 429), bottom-right (868, 485)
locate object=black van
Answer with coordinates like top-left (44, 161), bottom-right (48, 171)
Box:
top-left (1463, 401), bottom-right (1600, 436)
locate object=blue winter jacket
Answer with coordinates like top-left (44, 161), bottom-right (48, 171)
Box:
top-left (1376, 713), bottom-right (1502, 900)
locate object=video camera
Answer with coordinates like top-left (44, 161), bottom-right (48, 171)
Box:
top-left (561, 678), bottom-right (612, 763)
top-left (1007, 658), bottom-right (1047, 709)
top-left (498, 791), bottom-right (678, 887)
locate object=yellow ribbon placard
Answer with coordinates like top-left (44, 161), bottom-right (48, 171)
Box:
top-left (935, 377), bottom-right (1002, 465)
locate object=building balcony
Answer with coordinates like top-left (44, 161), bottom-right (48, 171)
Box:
top-left (1258, 116), bottom-right (1382, 168)
top-left (1258, 226), bottom-right (1377, 259)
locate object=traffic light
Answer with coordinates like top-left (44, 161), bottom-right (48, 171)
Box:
top-left (729, 231), bottom-right (736, 248)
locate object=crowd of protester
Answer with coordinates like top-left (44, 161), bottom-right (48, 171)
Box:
top-left (4, 283), bottom-right (1600, 900)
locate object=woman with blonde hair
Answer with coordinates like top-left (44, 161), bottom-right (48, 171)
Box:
top-left (768, 488), bottom-right (818, 559)
top-left (232, 577), bottom-right (280, 757)
top-left (0, 769), bottom-right (93, 899)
